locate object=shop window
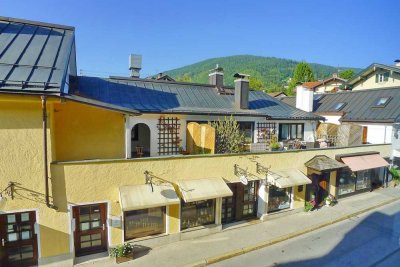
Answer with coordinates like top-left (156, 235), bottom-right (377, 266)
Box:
top-left (337, 169), bottom-right (356, 196)
top-left (278, 123), bottom-right (304, 141)
top-left (181, 199), bottom-right (215, 230)
top-left (124, 207), bottom-right (165, 240)
top-left (238, 122), bottom-right (254, 143)
top-left (268, 186), bottom-right (292, 213)
top-left (356, 170), bottom-right (371, 190)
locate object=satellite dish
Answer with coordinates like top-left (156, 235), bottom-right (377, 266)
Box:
top-left (240, 175), bottom-right (248, 185)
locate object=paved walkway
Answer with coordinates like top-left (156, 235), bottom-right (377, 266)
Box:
top-left (78, 187), bottom-right (400, 267)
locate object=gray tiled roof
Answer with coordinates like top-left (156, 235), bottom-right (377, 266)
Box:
top-left (281, 87), bottom-right (400, 123)
top-left (304, 155), bottom-right (347, 171)
top-left (74, 76), bottom-right (322, 120)
top-left (0, 16), bottom-right (75, 93)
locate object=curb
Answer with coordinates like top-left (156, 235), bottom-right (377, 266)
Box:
top-left (186, 196), bottom-right (400, 267)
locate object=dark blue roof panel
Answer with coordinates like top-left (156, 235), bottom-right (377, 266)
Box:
top-left (0, 16), bottom-right (75, 93)
top-left (74, 76), bottom-right (322, 120)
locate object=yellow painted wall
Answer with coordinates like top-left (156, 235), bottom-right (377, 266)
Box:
top-left (293, 186), bottom-right (306, 209)
top-left (53, 101), bottom-right (125, 161)
top-left (0, 96), bottom-right (70, 258)
top-left (169, 204), bottom-right (180, 234)
top-left (329, 170), bottom-right (338, 198)
top-left (50, 144), bottom-right (390, 247)
top-left (353, 70), bottom-right (400, 90)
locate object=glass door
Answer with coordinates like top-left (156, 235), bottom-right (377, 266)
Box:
top-left (221, 184), bottom-right (237, 224)
top-left (242, 181), bottom-right (258, 219)
top-left (0, 211), bottom-right (38, 267)
top-left (73, 203), bottom-right (108, 257)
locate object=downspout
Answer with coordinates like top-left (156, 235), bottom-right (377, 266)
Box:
top-left (41, 95), bottom-right (57, 209)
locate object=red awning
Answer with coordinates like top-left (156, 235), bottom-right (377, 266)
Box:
top-left (341, 154), bottom-right (388, 172)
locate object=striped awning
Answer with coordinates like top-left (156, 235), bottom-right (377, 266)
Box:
top-left (119, 183), bottom-right (180, 211)
top-left (177, 178), bottom-right (233, 202)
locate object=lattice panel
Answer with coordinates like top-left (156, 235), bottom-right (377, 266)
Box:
top-left (257, 122), bottom-right (276, 143)
top-left (157, 116), bottom-right (181, 155)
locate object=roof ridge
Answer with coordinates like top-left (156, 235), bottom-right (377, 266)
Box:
top-left (0, 16), bottom-right (74, 31)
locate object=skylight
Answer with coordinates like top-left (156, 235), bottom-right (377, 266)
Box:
top-left (314, 95), bottom-right (324, 101)
top-left (374, 97), bottom-right (391, 107)
top-left (334, 102), bottom-right (346, 111)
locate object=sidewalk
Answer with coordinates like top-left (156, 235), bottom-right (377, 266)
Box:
top-left (79, 187), bottom-right (400, 267)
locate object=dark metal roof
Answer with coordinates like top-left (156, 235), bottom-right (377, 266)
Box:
top-left (73, 76), bottom-right (323, 120)
top-left (348, 63), bottom-right (400, 86)
top-left (0, 16), bottom-right (75, 93)
top-left (304, 155), bottom-right (347, 171)
top-left (281, 87), bottom-right (400, 123)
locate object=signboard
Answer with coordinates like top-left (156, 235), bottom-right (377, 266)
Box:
top-left (239, 175), bottom-right (248, 185)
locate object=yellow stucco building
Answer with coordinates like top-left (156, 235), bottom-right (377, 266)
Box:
top-left (0, 16), bottom-right (392, 267)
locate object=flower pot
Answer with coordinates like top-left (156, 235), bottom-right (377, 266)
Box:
top-left (116, 251), bottom-right (134, 264)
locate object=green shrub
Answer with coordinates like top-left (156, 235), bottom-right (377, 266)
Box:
top-left (389, 166), bottom-right (400, 181)
top-left (109, 243), bottom-right (133, 258)
top-left (304, 201), bottom-right (314, 212)
top-left (210, 116), bottom-right (245, 154)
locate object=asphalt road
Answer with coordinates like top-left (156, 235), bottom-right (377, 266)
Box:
top-left (211, 201), bottom-right (400, 267)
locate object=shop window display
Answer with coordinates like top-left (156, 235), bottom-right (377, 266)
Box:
top-left (268, 186), bottom-right (292, 212)
top-left (181, 199), bottom-right (215, 230)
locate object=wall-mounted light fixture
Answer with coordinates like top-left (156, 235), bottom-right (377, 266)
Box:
top-left (0, 182), bottom-right (15, 203)
top-left (256, 163), bottom-right (270, 175)
top-left (144, 171), bottom-right (154, 192)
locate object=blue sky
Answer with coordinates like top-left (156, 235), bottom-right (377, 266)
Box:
top-left (3, 0), bottom-right (400, 77)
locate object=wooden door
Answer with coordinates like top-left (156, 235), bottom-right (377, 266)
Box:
top-left (0, 211), bottom-right (38, 267)
top-left (317, 173), bottom-right (330, 204)
top-left (221, 184), bottom-right (237, 224)
top-left (241, 181), bottom-right (258, 219)
top-left (73, 203), bottom-right (108, 257)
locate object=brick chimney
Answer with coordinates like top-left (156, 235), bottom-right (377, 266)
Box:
top-left (234, 73), bottom-right (250, 109)
top-left (209, 64), bottom-right (224, 88)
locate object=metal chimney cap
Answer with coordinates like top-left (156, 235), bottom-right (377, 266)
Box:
top-left (395, 59), bottom-right (400, 63)
top-left (233, 73), bottom-right (250, 79)
top-left (209, 64), bottom-right (224, 73)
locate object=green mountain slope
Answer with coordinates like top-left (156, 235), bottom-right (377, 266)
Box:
top-left (164, 55), bottom-right (359, 90)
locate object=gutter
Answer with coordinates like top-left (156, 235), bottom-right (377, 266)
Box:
top-left (41, 95), bottom-right (57, 209)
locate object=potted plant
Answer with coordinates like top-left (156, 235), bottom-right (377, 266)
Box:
top-left (269, 142), bottom-right (281, 151)
top-left (110, 243), bottom-right (134, 264)
top-left (304, 200), bottom-right (314, 212)
top-left (179, 146), bottom-right (190, 155)
top-left (389, 166), bottom-right (400, 187)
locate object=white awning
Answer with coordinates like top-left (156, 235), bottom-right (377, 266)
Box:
top-left (119, 183), bottom-right (180, 211)
top-left (267, 169), bottom-right (311, 188)
top-left (177, 178), bottom-right (233, 202)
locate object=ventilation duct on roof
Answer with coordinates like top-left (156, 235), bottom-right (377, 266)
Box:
top-left (129, 54), bottom-right (142, 78)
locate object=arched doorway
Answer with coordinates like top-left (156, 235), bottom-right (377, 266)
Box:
top-left (131, 123), bottom-right (151, 157)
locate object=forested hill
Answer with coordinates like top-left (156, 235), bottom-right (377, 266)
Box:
top-left (164, 55), bottom-right (359, 90)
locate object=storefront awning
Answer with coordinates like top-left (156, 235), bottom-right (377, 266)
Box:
top-left (177, 178), bottom-right (233, 202)
top-left (267, 169), bottom-right (312, 188)
top-left (340, 154), bottom-right (389, 172)
top-left (119, 183), bottom-right (180, 211)
top-left (305, 155), bottom-right (347, 171)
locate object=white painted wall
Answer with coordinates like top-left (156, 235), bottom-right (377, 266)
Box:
top-left (125, 114), bottom-right (316, 158)
top-left (360, 123), bottom-right (392, 144)
top-left (322, 115), bottom-right (342, 125)
top-left (296, 86), bottom-right (313, 112)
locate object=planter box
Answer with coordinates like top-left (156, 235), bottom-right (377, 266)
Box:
top-left (116, 252), bottom-right (134, 264)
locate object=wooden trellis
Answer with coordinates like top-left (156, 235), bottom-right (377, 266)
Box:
top-left (157, 116), bottom-right (181, 155)
top-left (257, 122), bottom-right (276, 143)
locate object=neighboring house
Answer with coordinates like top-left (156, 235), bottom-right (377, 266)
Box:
top-left (0, 16), bottom-right (391, 267)
top-left (301, 74), bottom-right (347, 94)
top-left (348, 61), bottom-right (400, 91)
top-left (146, 72), bottom-right (176, 81)
top-left (282, 87), bottom-right (400, 145)
top-left (268, 91), bottom-right (287, 99)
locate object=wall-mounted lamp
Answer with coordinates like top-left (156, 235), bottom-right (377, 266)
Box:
top-left (144, 171), bottom-right (154, 192)
top-left (256, 163), bottom-right (270, 174)
top-left (0, 182), bottom-right (15, 203)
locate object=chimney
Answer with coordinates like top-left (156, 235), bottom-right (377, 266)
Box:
top-left (129, 54), bottom-right (142, 78)
top-left (233, 73), bottom-right (250, 109)
top-left (209, 64), bottom-right (224, 88)
top-left (395, 59), bottom-right (400, 67)
top-left (295, 83), bottom-right (314, 112)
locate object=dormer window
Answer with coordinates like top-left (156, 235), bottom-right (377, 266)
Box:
top-left (376, 72), bottom-right (389, 83)
top-left (374, 97), bottom-right (391, 107)
top-left (334, 102), bottom-right (346, 111)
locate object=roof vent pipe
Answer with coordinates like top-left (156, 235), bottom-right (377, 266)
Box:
top-left (129, 54), bottom-right (142, 78)
top-left (209, 64), bottom-right (224, 88)
top-left (234, 73), bottom-right (250, 109)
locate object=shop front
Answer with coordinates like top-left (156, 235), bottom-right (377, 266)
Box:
top-left (335, 152), bottom-right (389, 198)
top-left (304, 155), bottom-right (347, 205)
top-left (119, 183), bottom-right (180, 240)
top-left (221, 181), bottom-right (259, 224)
top-left (177, 178), bottom-right (233, 230)
top-left (266, 169), bottom-right (312, 213)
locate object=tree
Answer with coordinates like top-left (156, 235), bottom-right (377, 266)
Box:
top-left (176, 74), bottom-right (192, 82)
top-left (287, 62), bottom-right (315, 95)
top-left (210, 116), bottom-right (245, 154)
top-left (249, 76), bottom-right (264, 91)
top-left (338, 69), bottom-right (354, 80)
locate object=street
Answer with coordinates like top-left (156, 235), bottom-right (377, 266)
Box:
top-left (211, 201), bottom-right (400, 267)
